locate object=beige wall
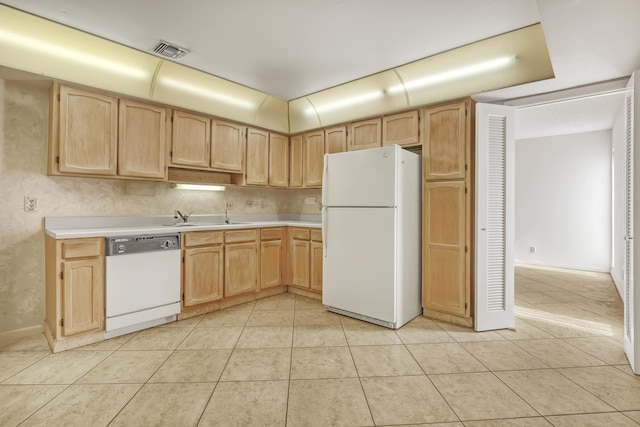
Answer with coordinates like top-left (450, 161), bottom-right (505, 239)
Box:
top-left (0, 79), bottom-right (320, 339)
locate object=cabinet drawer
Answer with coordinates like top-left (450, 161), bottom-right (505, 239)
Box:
top-left (290, 228), bottom-right (310, 240)
top-left (310, 229), bottom-right (322, 242)
top-left (62, 238), bottom-right (102, 259)
top-left (184, 231), bottom-right (223, 247)
top-left (261, 228), bottom-right (283, 241)
top-left (225, 229), bottom-right (257, 243)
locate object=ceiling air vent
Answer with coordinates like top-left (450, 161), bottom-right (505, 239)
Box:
top-left (151, 40), bottom-right (190, 60)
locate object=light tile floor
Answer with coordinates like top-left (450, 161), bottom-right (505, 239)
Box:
top-left (1, 265), bottom-right (640, 426)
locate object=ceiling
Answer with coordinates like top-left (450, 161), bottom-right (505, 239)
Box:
top-left (1, 0), bottom-right (639, 137)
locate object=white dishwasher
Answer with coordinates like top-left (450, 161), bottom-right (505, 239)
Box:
top-left (104, 233), bottom-right (181, 338)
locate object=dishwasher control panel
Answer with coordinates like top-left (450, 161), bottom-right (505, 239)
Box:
top-left (105, 234), bottom-right (180, 256)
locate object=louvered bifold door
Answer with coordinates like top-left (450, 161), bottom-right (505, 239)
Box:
top-left (624, 88), bottom-right (636, 373)
top-left (475, 103), bottom-right (515, 331)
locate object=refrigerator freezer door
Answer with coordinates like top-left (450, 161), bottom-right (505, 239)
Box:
top-left (323, 146), bottom-right (398, 207)
top-left (322, 207), bottom-right (396, 324)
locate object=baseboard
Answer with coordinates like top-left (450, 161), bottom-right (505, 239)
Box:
top-left (514, 260), bottom-right (611, 273)
top-left (0, 325), bottom-right (44, 348)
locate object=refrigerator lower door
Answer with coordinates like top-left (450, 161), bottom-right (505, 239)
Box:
top-left (322, 207), bottom-right (397, 326)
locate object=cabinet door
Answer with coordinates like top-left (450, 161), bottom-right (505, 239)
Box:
top-left (245, 128), bottom-right (269, 186)
top-left (422, 181), bottom-right (468, 317)
top-left (269, 133), bottom-right (289, 187)
top-left (225, 242), bottom-right (258, 297)
top-left (422, 101), bottom-right (467, 180)
top-left (58, 85), bottom-right (118, 176)
top-left (118, 99), bottom-right (167, 179)
top-left (289, 134), bottom-right (303, 188)
top-left (291, 239), bottom-right (310, 288)
top-left (349, 118), bottom-right (381, 151)
top-left (211, 120), bottom-right (245, 172)
top-left (303, 131), bottom-right (324, 187)
top-left (383, 110), bottom-right (419, 147)
top-left (325, 126), bottom-right (347, 154)
top-left (261, 240), bottom-right (282, 289)
top-left (171, 110), bottom-right (211, 168)
top-left (61, 258), bottom-right (103, 336)
top-left (310, 241), bottom-right (323, 292)
top-left (183, 246), bottom-right (224, 306)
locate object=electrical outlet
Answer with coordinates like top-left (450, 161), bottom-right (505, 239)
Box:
top-left (224, 200), bottom-right (233, 209)
top-left (24, 196), bottom-right (39, 212)
top-left (530, 246), bottom-right (536, 254)
top-left (246, 200), bottom-right (253, 207)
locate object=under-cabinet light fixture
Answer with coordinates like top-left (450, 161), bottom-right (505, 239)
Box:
top-left (172, 183), bottom-right (226, 191)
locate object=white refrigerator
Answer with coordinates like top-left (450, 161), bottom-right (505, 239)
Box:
top-left (321, 145), bottom-right (422, 329)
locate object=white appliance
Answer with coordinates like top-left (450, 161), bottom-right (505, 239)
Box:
top-left (104, 234), bottom-right (181, 338)
top-left (321, 145), bottom-right (422, 329)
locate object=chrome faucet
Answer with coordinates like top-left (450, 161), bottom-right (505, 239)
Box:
top-left (174, 210), bottom-right (192, 223)
top-left (224, 206), bottom-right (230, 224)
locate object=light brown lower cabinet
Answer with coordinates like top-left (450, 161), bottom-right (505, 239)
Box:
top-left (289, 227), bottom-right (323, 293)
top-left (45, 236), bottom-right (104, 342)
top-left (224, 230), bottom-right (259, 297)
top-left (182, 231), bottom-right (224, 307)
top-left (260, 228), bottom-right (284, 290)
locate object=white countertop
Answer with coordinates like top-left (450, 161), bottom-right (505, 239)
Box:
top-left (45, 214), bottom-right (321, 239)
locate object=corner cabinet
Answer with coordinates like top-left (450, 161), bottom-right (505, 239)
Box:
top-left (44, 236), bottom-right (105, 351)
top-left (421, 99), bottom-right (474, 326)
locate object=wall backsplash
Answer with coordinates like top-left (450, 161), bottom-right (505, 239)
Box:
top-left (0, 79), bottom-right (321, 341)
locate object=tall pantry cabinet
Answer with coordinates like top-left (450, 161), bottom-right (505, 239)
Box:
top-left (421, 99), bottom-right (475, 327)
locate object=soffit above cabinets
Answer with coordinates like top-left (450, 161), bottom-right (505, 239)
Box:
top-left (0, 4), bottom-right (553, 134)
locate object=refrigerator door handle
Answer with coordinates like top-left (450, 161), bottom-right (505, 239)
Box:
top-left (322, 207), bottom-right (328, 257)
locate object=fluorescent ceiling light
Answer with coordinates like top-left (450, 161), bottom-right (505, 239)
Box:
top-left (172, 183), bottom-right (226, 191)
top-left (0, 29), bottom-right (149, 79)
top-left (387, 55), bottom-right (517, 94)
top-left (159, 77), bottom-right (255, 110)
top-left (305, 90), bottom-right (384, 116)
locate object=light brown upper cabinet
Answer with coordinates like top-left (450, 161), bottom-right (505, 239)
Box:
top-left (49, 84), bottom-right (118, 177)
top-left (118, 99), bottom-right (168, 180)
top-left (244, 127), bottom-right (269, 186)
top-left (289, 134), bottom-right (303, 188)
top-left (348, 118), bottom-right (381, 151)
top-left (325, 126), bottom-right (347, 154)
top-left (211, 120), bottom-right (245, 173)
top-left (421, 101), bottom-right (467, 180)
top-left (170, 110), bottom-right (211, 169)
top-left (382, 110), bottom-right (420, 147)
top-left (303, 130), bottom-right (325, 187)
top-left (269, 133), bottom-right (289, 187)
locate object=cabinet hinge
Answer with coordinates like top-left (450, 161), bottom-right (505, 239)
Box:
top-left (465, 187), bottom-right (468, 194)
top-left (60, 318), bottom-right (64, 327)
top-left (465, 246), bottom-right (468, 253)
top-left (465, 164), bottom-right (468, 171)
top-left (182, 293), bottom-right (185, 301)
top-left (170, 150), bottom-right (173, 158)
top-left (60, 271), bottom-right (64, 280)
top-left (182, 256), bottom-right (185, 263)
top-left (57, 94), bottom-right (60, 102)
top-left (56, 156), bottom-right (60, 164)
top-left (465, 109), bottom-right (468, 116)
top-left (465, 302), bottom-right (467, 310)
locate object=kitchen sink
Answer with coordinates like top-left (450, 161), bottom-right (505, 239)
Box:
top-left (162, 221), bottom-right (253, 227)
top-left (163, 222), bottom-right (201, 227)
